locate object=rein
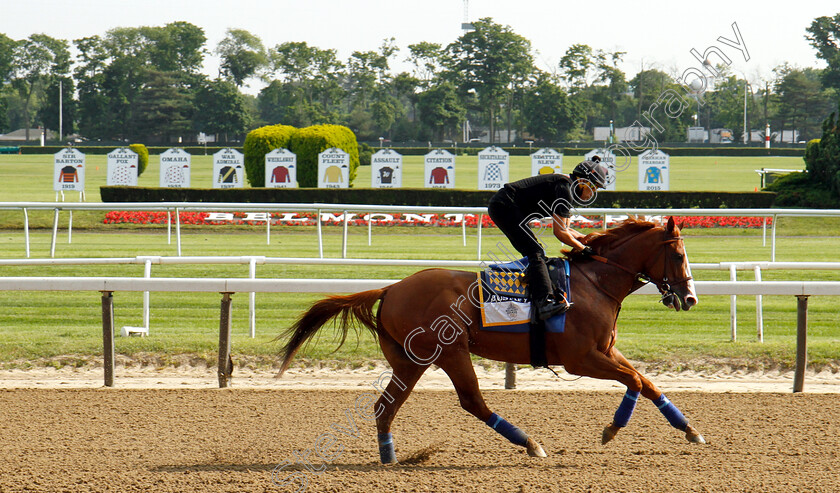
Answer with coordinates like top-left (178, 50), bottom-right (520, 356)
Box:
top-left (574, 231), bottom-right (692, 306)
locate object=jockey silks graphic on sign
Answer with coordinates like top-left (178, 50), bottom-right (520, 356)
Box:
top-left (371, 149), bottom-right (402, 188)
top-left (530, 148), bottom-right (563, 176)
top-left (53, 148), bottom-right (85, 192)
top-left (212, 148), bottom-right (245, 189)
top-left (424, 149), bottom-right (455, 189)
top-left (477, 146), bottom-right (509, 190)
top-left (265, 148), bottom-right (297, 188)
top-left (317, 148), bottom-right (349, 188)
top-left (638, 149), bottom-right (670, 191)
top-left (106, 148), bottom-right (138, 186)
top-left (159, 148), bottom-right (191, 188)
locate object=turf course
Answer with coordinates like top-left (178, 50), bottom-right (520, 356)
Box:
top-left (0, 152), bottom-right (838, 371)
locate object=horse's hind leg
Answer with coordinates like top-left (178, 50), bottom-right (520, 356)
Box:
top-left (373, 329), bottom-right (429, 464)
top-left (437, 353), bottom-right (547, 458)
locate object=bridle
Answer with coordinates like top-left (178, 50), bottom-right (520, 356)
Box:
top-left (574, 230), bottom-right (693, 307)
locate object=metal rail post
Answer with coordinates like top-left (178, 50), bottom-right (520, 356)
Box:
top-left (175, 207), bottom-right (182, 256)
top-left (754, 266), bottom-right (764, 342)
top-left (504, 363), bottom-right (516, 389)
top-left (249, 259), bottom-right (256, 338)
top-left (793, 295), bottom-right (808, 393)
top-left (266, 212), bottom-right (271, 245)
top-left (50, 208), bottom-right (59, 258)
top-left (317, 209), bottom-right (323, 258)
top-left (101, 291), bottom-right (115, 387)
top-left (23, 208), bottom-right (30, 258)
top-left (771, 214), bottom-right (778, 261)
top-left (218, 292), bottom-right (234, 388)
top-left (476, 213), bottom-right (483, 260)
top-left (461, 215), bottom-right (467, 247)
top-left (342, 210), bottom-right (349, 259)
top-left (729, 265), bottom-right (737, 341)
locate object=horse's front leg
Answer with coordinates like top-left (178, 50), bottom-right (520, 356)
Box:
top-left (604, 348), bottom-right (705, 445)
top-left (566, 347), bottom-right (705, 445)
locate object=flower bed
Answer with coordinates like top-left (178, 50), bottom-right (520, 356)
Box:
top-left (103, 211), bottom-right (773, 229)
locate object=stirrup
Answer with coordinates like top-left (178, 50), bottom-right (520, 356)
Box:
top-left (535, 297), bottom-right (571, 321)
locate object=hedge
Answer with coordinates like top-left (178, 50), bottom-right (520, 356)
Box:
top-left (21, 145), bottom-right (804, 158)
top-left (287, 124), bottom-right (359, 187)
top-left (19, 145), bottom-right (234, 155)
top-left (372, 146), bottom-right (805, 157)
top-left (242, 124), bottom-right (296, 187)
top-left (100, 186), bottom-right (777, 209)
top-left (129, 143), bottom-right (149, 177)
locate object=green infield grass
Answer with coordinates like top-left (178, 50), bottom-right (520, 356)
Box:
top-left (1, 152), bottom-right (837, 371)
top-left (0, 153), bottom-right (806, 202)
top-left (0, 227), bottom-right (838, 370)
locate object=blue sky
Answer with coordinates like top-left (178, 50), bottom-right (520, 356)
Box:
top-left (3, 0), bottom-right (833, 93)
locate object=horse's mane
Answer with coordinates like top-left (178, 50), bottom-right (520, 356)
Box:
top-left (581, 217), bottom-right (660, 252)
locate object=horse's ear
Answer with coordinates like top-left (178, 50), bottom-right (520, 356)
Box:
top-left (666, 216), bottom-right (676, 233)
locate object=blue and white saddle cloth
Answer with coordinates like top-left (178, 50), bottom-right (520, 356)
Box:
top-left (477, 257), bottom-right (571, 334)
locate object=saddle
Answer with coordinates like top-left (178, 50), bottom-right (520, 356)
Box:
top-left (478, 257), bottom-right (571, 369)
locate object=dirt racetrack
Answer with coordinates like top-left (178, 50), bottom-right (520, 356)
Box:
top-left (2, 388), bottom-right (839, 492)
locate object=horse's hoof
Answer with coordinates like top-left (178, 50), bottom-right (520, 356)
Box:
top-left (526, 437), bottom-right (547, 457)
top-left (685, 424), bottom-right (706, 444)
top-left (601, 423), bottom-right (621, 445)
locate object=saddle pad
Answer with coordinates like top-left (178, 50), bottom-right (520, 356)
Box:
top-left (482, 269), bottom-right (529, 298)
top-left (476, 271), bottom-right (569, 334)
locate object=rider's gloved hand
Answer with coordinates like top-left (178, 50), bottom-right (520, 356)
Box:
top-left (578, 246), bottom-right (594, 257)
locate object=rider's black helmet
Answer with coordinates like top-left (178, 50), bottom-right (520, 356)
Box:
top-left (572, 160), bottom-right (609, 189)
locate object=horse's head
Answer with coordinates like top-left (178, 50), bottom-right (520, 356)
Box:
top-left (645, 217), bottom-right (697, 311)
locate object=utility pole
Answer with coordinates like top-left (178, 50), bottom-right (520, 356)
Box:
top-left (58, 79), bottom-right (63, 143)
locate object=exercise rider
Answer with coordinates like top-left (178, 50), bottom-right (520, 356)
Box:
top-left (488, 160), bottom-right (609, 320)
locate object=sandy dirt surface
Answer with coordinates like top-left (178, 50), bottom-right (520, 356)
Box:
top-left (2, 364), bottom-right (840, 492)
top-left (2, 385), bottom-right (839, 492)
top-left (2, 363), bottom-right (840, 393)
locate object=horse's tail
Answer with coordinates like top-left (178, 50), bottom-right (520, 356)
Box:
top-left (276, 288), bottom-right (387, 376)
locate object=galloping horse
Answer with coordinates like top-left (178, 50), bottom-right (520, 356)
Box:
top-left (277, 217), bottom-right (705, 463)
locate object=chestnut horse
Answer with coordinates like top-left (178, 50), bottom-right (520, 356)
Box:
top-left (277, 217), bottom-right (705, 463)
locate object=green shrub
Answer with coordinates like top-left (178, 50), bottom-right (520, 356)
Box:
top-left (243, 124), bottom-right (297, 187)
top-left (288, 124), bottom-right (359, 187)
top-left (359, 142), bottom-right (373, 166)
top-left (101, 186), bottom-right (776, 209)
top-left (129, 143), bottom-right (149, 177)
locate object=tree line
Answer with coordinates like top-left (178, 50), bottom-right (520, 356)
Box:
top-left (1, 15), bottom-right (839, 145)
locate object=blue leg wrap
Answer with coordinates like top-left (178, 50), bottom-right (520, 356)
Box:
top-left (485, 413), bottom-right (528, 447)
top-left (378, 432), bottom-right (397, 464)
top-left (613, 389), bottom-right (640, 428)
top-left (654, 394), bottom-right (688, 431)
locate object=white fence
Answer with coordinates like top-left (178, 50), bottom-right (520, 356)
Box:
top-left (0, 275), bottom-right (836, 392)
top-left (3, 256), bottom-right (838, 342)
top-left (3, 202), bottom-right (840, 260)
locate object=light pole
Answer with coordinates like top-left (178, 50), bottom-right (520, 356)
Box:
top-left (742, 79), bottom-right (748, 144)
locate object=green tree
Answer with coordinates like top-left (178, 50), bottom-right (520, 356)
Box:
top-left (215, 28), bottom-right (267, 87)
top-left (416, 81), bottom-right (465, 141)
top-left (36, 76), bottom-right (76, 137)
top-left (129, 70), bottom-right (193, 142)
top-left (406, 41), bottom-right (443, 88)
top-left (193, 78), bottom-right (251, 140)
top-left (445, 18), bottom-right (534, 143)
top-left (806, 13), bottom-right (840, 90)
top-left (522, 73), bottom-right (579, 142)
top-left (11, 34), bottom-right (70, 141)
top-left (772, 65), bottom-right (836, 141)
top-left (142, 21), bottom-right (206, 74)
top-left (267, 42), bottom-right (344, 126)
top-left (0, 33), bottom-right (15, 133)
